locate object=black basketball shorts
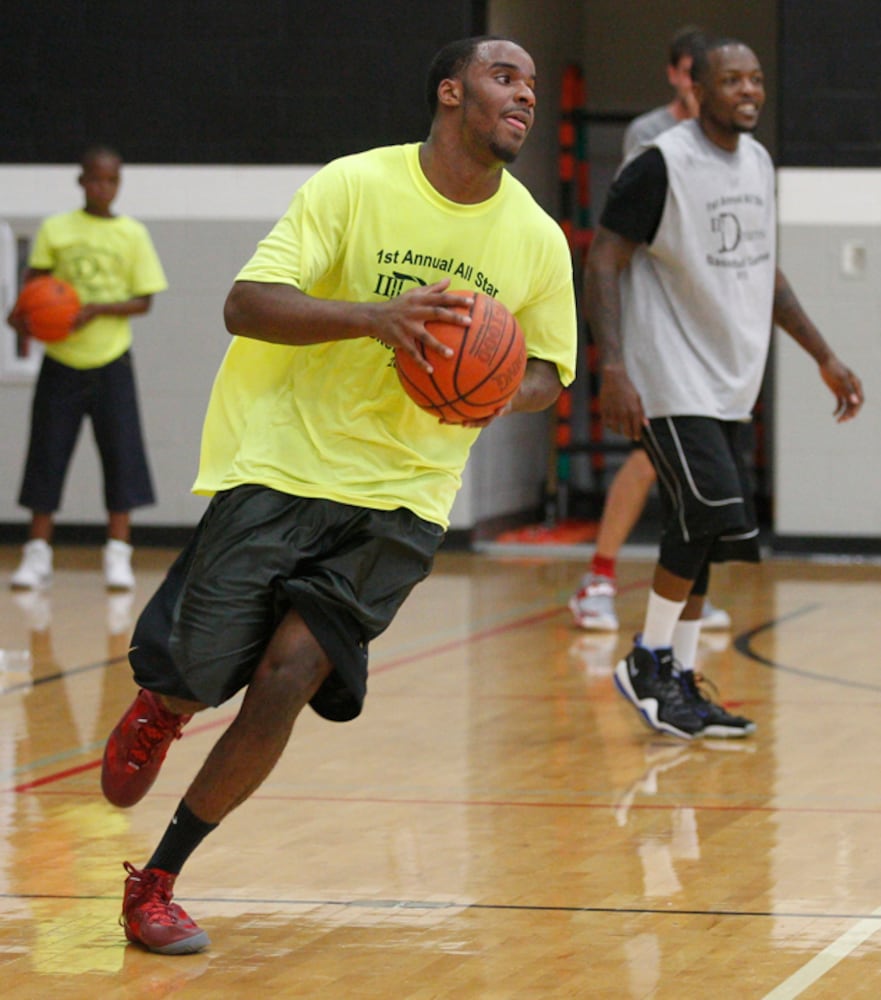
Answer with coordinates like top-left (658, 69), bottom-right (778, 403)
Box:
top-left (641, 416), bottom-right (761, 565)
top-left (129, 485), bottom-right (445, 722)
top-left (18, 351), bottom-right (155, 513)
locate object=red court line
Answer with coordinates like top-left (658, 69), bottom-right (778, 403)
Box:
top-left (8, 601), bottom-right (578, 795)
top-left (13, 760), bottom-right (101, 793)
top-left (15, 785), bottom-right (881, 818)
top-left (8, 713), bottom-right (235, 794)
top-left (371, 605), bottom-right (567, 674)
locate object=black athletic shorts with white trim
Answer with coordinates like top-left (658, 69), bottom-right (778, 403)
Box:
top-left (641, 416), bottom-right (761, 566)
top-left (129, 485), bottom-right (445, 722)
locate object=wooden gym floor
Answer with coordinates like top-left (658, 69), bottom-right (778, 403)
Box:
top-left (0, 542), bottom-right (879, 999)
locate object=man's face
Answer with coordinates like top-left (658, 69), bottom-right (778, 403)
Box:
top-left (667, 54), bottom-right (697, 117)
top-left (457, 40), bottom-right (536, 165)
top-left (696, 45), bottom-right (765, 136)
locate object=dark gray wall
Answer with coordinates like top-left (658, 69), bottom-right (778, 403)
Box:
top-left (1, 1), bottom-right (487, 164)
top-left (779, 0), bottom-right (881, 166)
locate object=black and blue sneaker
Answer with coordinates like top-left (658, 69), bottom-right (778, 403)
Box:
top-left (679, 670), bottom-right (756, 738)
top-left (613, 640), bottom-right (705, 740)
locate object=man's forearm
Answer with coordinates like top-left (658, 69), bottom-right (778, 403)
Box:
top-left (773, 267), bottom-right (832, 364)
top-left (585, 263), bottom-right (626, 369)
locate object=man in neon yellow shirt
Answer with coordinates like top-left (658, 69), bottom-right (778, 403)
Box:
top-left (7, 145), bottom-right (166, 591)
top-left (101, 36), bottom-right (577, 954)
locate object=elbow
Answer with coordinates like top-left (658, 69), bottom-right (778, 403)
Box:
top-left (518, 360), bottom-right (563, 413)
top-left (545, 382), bottom-right (563, 409)
top-left (223, 287), bottom-right (245, 335)
top-left (532, 380), bottom-right (562, 414)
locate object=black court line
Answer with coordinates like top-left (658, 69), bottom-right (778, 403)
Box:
top-left (734, 604), bottom-right (881, 693)
top-left (0, 654), bottom-right (129, 697)
top-left (2, 890), bottom-right (881, 924)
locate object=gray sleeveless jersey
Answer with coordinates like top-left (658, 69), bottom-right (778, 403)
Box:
top-left (621, 119), bottom-right (776, 420)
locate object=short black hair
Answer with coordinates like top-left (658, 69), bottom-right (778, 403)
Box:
top-left (690, 36), bottom-right (744, 85)
top-left (425, 35), bottom-right (510, 115)
top-left (81, 144), bottom-right (122, 169)
top-left (668, 25), bottom-right (707, 67)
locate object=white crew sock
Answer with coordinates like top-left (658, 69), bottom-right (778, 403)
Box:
top-left (671, 618), bottom-right (702, 672)
top-left (641, 590), bottom-right (687, 650)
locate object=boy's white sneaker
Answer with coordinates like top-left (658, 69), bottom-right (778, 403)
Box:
top-left (103, 539), bottom-right (135, 591)
top-left (10, 539), bottom-right (53, 590)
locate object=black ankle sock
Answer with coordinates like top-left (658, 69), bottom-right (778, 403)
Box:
top-left (147, 800), bottom-right (218, 875)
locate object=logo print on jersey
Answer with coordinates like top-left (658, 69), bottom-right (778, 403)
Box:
top-left (373, 271), bottom-right (427, 299)
top-left (712, 212), bottom-right (742, 253)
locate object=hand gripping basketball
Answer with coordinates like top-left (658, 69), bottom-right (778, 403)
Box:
top-left (395, 291), bottom-right (526, 424)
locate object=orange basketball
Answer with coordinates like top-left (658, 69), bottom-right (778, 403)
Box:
top-left (395, 292), bottom-right (526, 424)
top-left (14, 275), bottom-right (80, 343)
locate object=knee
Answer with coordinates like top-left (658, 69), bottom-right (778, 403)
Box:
top-left (658, 537), bottom-right (712, 582)
top-left (629, 449), bottom-right (657, 486)
top-left (252, 616), bottom-right (332, 704)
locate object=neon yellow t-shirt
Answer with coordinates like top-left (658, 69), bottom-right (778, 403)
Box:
top-left (193, 143), bottom-right (577, 528)
top-left (29, 209), bottom-right (167, 369)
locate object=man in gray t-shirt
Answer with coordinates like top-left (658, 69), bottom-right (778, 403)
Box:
top-left (622, 26), bottom-right (703, 159)
top-left (570, 26), bottom-right (725, 637)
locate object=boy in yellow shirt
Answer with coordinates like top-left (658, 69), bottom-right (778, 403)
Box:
top-left (7, 145), bottom-right (166, 590)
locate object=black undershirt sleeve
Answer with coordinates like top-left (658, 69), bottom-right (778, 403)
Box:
top-left (598, 148), bottom-right (669, 245)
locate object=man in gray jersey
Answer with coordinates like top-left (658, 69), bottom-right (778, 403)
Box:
top-left (586, 37), bottom-right (864, 740)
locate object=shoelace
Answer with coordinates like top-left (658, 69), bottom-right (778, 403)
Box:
top-left (127, 712), bottom-right (185, 768)
top-left (655, 650), bottom-right (686, 683)
top-left (123, 863), bottom-right (189, 928)
top-left (681, 671), bottom-right (721, 707)
top-left (119, 861), bottom-right (196, 927)
top-left (655, 656), bottom-right (698, 710)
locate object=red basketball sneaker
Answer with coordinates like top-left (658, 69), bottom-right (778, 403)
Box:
top-left (102, 689), bottom-right (192, 807)
top-left (121, 862), bottom-right (209, 954)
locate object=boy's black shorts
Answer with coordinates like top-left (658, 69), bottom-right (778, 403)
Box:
top-left (18, 352), bottom-right (155, 513)
top-left (129, 485), bottom-right (445, 722)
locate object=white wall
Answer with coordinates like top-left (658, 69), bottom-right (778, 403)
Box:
top-left (775, 170), bottom-right (881, 538)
